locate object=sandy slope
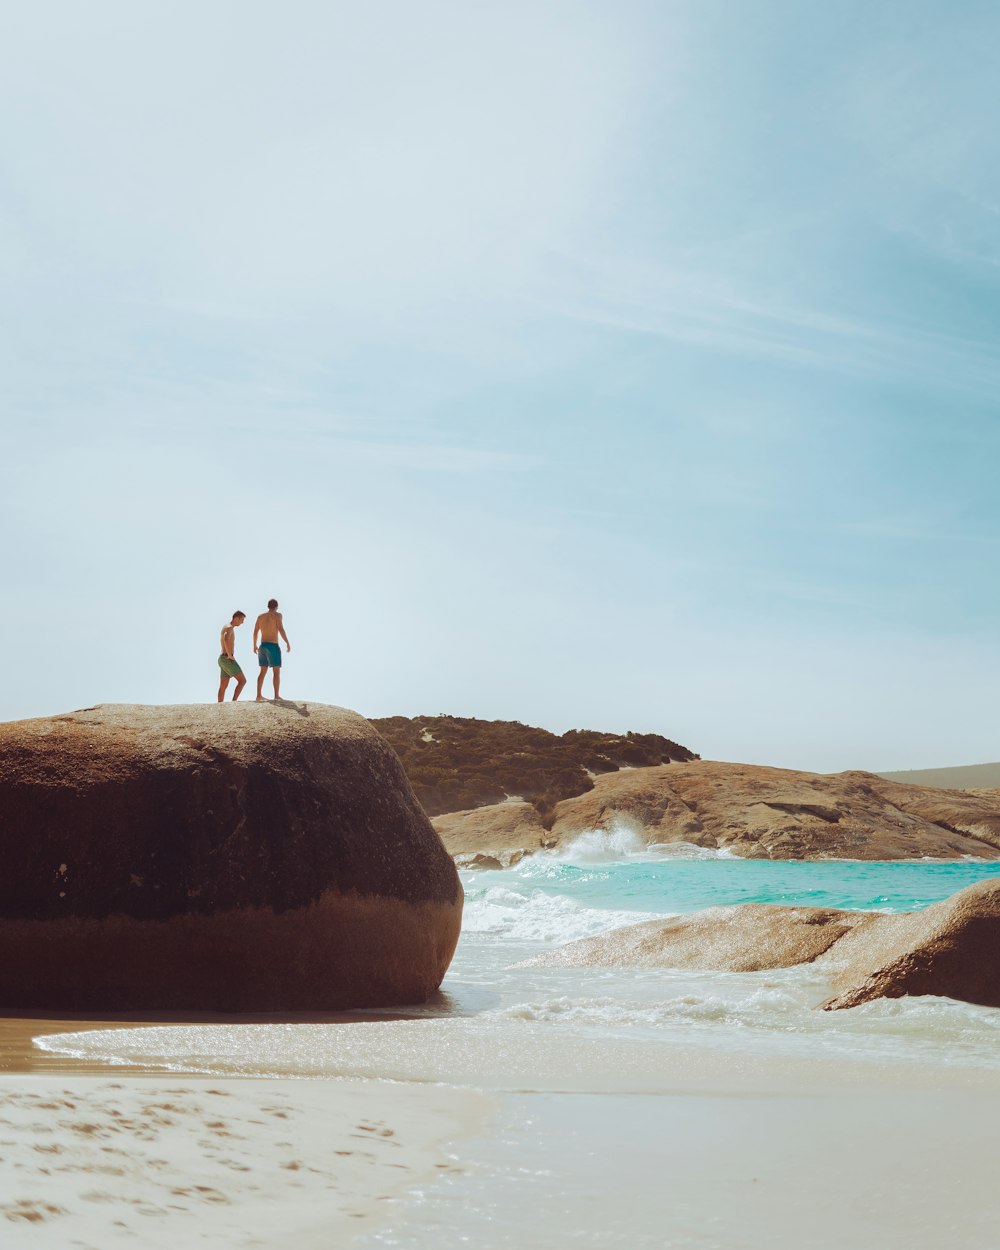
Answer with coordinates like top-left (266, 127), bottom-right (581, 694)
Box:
top-left (877, 761), bottom-right (1000, 789)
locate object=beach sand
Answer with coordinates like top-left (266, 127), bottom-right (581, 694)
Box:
top-left (4, 1014), bottom-right (1000, 1248)
top-left (0, 1018), bottom-right (491, 1249)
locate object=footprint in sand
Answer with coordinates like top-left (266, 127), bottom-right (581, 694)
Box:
top-left (170, 1185), bottom-right (231, 1205)
top-left (2, 1200), bottom-right (67, 1223)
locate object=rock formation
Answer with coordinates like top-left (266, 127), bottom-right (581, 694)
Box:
top-left (435, 761), bottom-right (1000, 861)
top-left (524, 879), bottom-right (1000, 1011)
top-left (0, 703), bottom-right (462, 1012)
top-left (372, 714), bottom-right (697, 816)
top-left (435, 801), bottom-right (549, 863)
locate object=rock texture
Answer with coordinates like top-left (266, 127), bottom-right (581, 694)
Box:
top-left (434, 762), bottom-right (1000, 861)
top-left (525, 880), bottom-right (1000, 1011)
top-left (0, 703), bottom-right (462, 1011)
top-left (526, 905), bottom-right (874, 973)
top-left (435, 801), bottom-right (549, 861)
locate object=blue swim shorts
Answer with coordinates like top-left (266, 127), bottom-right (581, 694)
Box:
top-left (258, 641), bottom-right (282, 668)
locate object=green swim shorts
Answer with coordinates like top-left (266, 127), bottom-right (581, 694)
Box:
top-left (218, 654), bottom-right (244, 679)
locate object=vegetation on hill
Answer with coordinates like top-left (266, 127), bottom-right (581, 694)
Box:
top-left (371, 715), bottom-right (698, 819)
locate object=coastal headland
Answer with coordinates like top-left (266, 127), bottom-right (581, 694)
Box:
top-left (433, 758), bottom-right (1000, 863)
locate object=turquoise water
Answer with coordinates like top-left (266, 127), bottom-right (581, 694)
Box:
top-left (494, 856), bottom-right (1000, 917)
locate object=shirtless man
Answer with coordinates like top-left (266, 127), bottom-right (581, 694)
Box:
top-left (217, 611), bottom-right (247, 702)
top-left (254, 598), bottom-right (291, 700)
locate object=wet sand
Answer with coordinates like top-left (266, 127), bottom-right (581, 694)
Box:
top-left (357, 1084), bottom-right (1000, 1250)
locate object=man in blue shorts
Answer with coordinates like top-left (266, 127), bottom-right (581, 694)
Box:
top-left (254, 598), bottom-right (292, 701)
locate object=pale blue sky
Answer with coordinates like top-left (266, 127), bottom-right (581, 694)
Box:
top-left (5, 0), bottom-right (1000, 770)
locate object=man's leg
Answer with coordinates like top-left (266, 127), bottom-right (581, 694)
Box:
top-left (218, 675), bottom-right (230, 703)
top-left (256, 663), bottom-right (267, 701)
top-left (233, 674), bottom-right (246, 701)
top-left (272, 666), bottom-right (281, 699)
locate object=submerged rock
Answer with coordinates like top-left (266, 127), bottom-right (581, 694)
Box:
top-left (525, 880), bottom-right (1000, 1011)
top-left (0, 702), bottom-right (462, 1011)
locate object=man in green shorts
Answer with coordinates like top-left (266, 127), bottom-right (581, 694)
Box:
top-left (217, 611), bottom-right (247, 702)
top-left (254, 598), bottom-right (291, 700)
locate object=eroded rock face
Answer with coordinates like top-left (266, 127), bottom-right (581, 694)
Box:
top-left (434, 762), bottom-right (1000, 861)
top-left (0, 703), bottom-right (462, 1011)
top-left (524, 880), bottom-right (1000, 1012)
top-left (434, 801), bottom-right (548, 858)
top-left (821, 880), bottom-right (1000, 1010)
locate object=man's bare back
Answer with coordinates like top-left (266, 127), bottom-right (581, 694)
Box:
top-left (254, 610), bottom-right (285, 645)
top-left (253, 599), bottom-right (291, 700)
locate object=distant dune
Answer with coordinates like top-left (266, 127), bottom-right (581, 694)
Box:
top-left (876, 763), bottom-right (1000, 790)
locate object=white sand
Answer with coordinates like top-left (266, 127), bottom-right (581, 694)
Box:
top-left (0, 1076), bottom-right (489, 1249)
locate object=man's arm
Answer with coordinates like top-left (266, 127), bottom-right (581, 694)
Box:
top-left (253, 616), bottom-right (261, 654)
top-left (278, 614), bottom-right (291, 652)
top-left (222, 625), bottom-right (235, 658)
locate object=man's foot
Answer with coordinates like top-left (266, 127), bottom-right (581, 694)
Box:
top-left (256, 696), bottom-right (267, 702)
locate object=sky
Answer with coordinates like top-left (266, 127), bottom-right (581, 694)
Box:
top-left (5, 0), bottom-right (1000, 771)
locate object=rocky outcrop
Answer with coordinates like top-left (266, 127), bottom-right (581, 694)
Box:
top-left (434, 761), bottom-right (1000, 861)
top-left (373, 715), bottom-right (697, 817)
top-left (524, 880), bottom-right (1000, 1011)
top-left (434, 801), bottom-right (549, 859)
top-left (819, 880), bottom-right (1000, 1010)
top-left (525, 905), bottom-right (875, 973)
top-left (0, 703), bottom-right (462, 1012)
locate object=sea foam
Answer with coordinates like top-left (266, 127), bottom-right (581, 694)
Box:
top-left (460, 884), bottom-right (648, 944)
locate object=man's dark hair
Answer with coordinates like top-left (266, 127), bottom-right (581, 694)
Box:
top-left (267, 598), bottom-right (278, 610)
top-left (233, 611), bottom-right (246, 620)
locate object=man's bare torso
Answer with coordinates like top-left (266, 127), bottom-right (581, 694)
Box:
top-left (255, 610), bottom-right (283, 644)
top-left (220, 623), bottom-right (236, 657)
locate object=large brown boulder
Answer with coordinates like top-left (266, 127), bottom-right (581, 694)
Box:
top-left (0, 703), bottom-right (462, 1011)
top-left (433, 762), bottom-right (1000, 861)
top-left (525, 880), bottom-right (1000, 1011)
top-left (820, 880), bottom-right (1000, 1010)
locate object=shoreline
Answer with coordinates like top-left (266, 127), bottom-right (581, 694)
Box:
top-left (7, 1011), bottom-right (1000, 1248)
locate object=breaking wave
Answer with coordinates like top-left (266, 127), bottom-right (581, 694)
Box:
top-left (460, 884), bottom-right (649, 944)
top-left (550, 823), bottom-right (738, 864)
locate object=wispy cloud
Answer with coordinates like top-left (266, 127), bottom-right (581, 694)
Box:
top-left (534, 253), bottom-right (1000, 398)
